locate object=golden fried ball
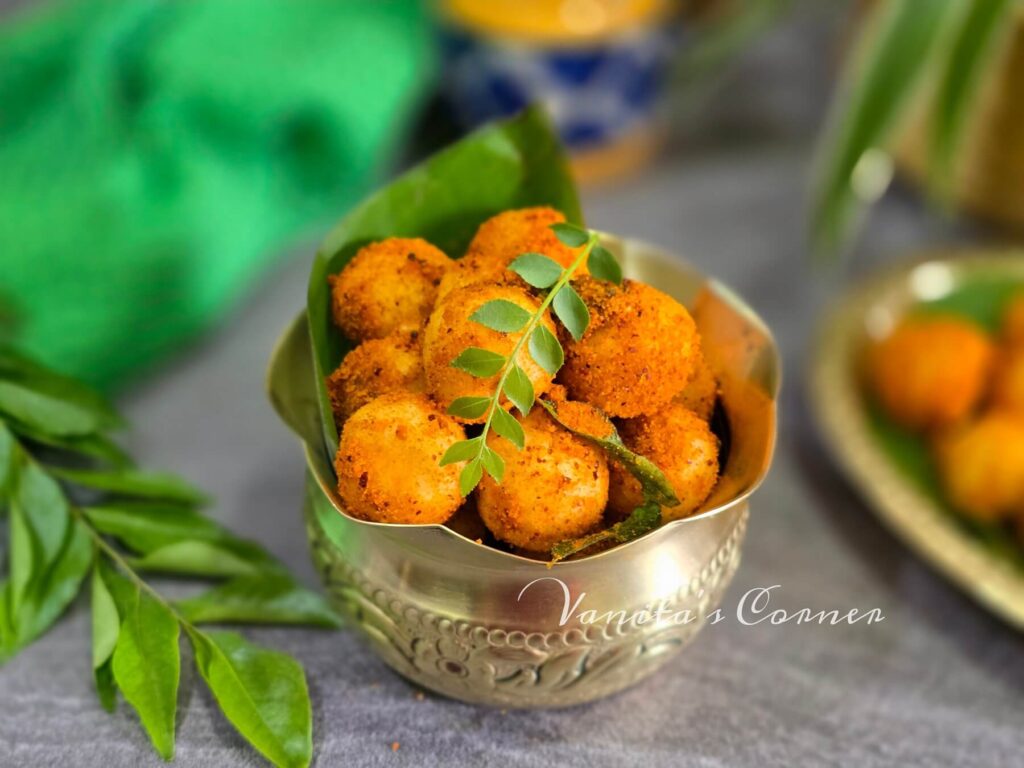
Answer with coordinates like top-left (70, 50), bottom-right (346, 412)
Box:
top-left (476, 407), bottom-right (608, 552)
top-left (1003, 295), bottom-right (1024, 347)
top-left (675, 347), bottom-right (717, 421)
top-left (934, 411), bottom-right (1024, 522)
top-left (326, 330), bottom-right (425, 426)
top-left (465, 206), bottom-right (586, 274)
top-left (335, 393), bottom-right (465, 524)
top-left (560, 279), bottom-right (699, 418)
top-left (608, 403), bottom-right (720, 522)
top-left (436, 251), bottom-right (515, 302)
top-left (422, 283), bottom-right (557, 421)
top-left (867, 317), bottom-right (994, 431)
top-left (329, 238), bottom-right (451, 341)
top-left (991, 346), bottom-right (1024, 415)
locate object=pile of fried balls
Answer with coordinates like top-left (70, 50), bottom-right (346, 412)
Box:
top-left (867, 295), bottom-right (1024, 538)
top-left (326, 207), bottom-right (721, 555)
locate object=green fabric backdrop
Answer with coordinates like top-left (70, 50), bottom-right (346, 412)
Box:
top-left (0, 0), bottom-right (436, 391)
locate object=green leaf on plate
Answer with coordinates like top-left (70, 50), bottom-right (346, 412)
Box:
top-left (188, 628), bottom-right (312, 768)
top-left (51, 467), bottom-right (207, 505)
top-left (176, 573), bottom-right (340, 628)
top-left (539, 399), bottom-right (678, 506)
top-left (439, 438), bottom-right (481, 467)
top-left (479, 445), bottom-right (505, 484)
top-left (551, 502), bottom-right (662, 562)
top-left (491, 407), bottom-right (525, 450)
top-left (307, 108), bottom-right (582, 454)
top-left (587, 244), bottom-right (623, 285)
top-left (552, 284), bottom-right (590, 341)
top-left (502, 364), bottom-right (534, 416)
top-left (528, 325), bottom-right (564, 375)
top-left (91, 563), bottom-right (119, 712)
top-left (459, 458), bottom-right (483, 497)
top-left (469, 300), bottom-right (532, 333)
top-left (549, 222), bottom-right (589, 248)
top-left (102, 562), bottom-right (180, 761)
top-left (509, 253), bottom-right (564, 289)
top-left (446, 397), bottom-right (491, 420)
top-left (450, 347), bottom-right (506, 378)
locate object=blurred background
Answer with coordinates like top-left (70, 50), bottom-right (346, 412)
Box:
top-left (5, 0), bottom-right (1018, 392)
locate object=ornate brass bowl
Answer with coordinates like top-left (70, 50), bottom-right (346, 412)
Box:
top-left (267, 236), bottom-right (779, 707)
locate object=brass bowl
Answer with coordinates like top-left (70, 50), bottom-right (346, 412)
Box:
top-left (809, 253), bottom-right (1024, 630)
top-left (268, 236), bottom-right (780, 707)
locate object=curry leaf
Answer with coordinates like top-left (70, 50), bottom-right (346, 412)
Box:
top-left (550, 222), bottom-right (589, 248)
top-left (51, 467), bottom-right (207, 505)
top-left (479, 445), bottom-right (505, 484)
top-left (91, 563), bottom-right (119, 712)
top-left (587, 244), bottom-right (623, 285)
top-left (446, 397), bottom-right (491, 420)
top-left (459, 458), bottom-right (483, 497)
top-left (189, 629), bottom-right (312, 768)
top-left (450, 347), bottom-right (506, 378)
top-left (176, 573), bottom-right (339, 628)
top-left (509, 252), bottom-right (564, 289)
top-left (439, 438), bottom-right (481, 467)
top-left (502, 364), bottom-right (534, 416)
top-left (491, 407), bottom-right (525, 450)
top-left (470, 300), bottom-right (532, 333)
top-left (528, 325), bottom-right (564, 375)
top-left (128, 540), bottom-right (273, 578)
top-left (539, 399), bottom-right (678, 506)
top-left (103, 563), bottom-right (180, 760)
top-left (551, 502), bottom-right (662, 562)
top-left (552, 284), bottom-right (590, 341)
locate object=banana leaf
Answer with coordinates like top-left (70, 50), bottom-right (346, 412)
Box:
top-left (867, 276), bottom-right (1024, 572)
top-left (306, 108), bottom-right (582, 453)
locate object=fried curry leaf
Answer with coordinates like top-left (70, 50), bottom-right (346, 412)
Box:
top-left (551, 503), bottom-right (662, 562)
top-left (539, 399), bottom-right (678, 507)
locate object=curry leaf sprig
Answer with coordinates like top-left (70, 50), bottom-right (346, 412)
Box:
top-left (439, 223), bottom-right (622, 495)
top-left (0, 347), bottom-right (338, 768)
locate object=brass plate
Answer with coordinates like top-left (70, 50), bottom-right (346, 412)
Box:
top-left (809, 253), bottom-right (1024, 630)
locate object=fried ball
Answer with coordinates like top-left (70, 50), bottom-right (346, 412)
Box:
top-left (422, 283), bottom-right (557, 421)
top-left (543, 384), bottom-right (616, 438)
top-left (464, 206), bottom-right (586, 274)
top-left (436, 252), bottom-right (516, 303)
top-left (477, 407), bottom-right (608, 552)
top-left (934, 411), bottom-right (1024, 522)
top-left (560, 279), bottom-right (699, 418)
top-left (675, 347), bottom-right (717, 421)
top-left (991, 346), bottom-right (1024, 415)
top-left (608, 403), bottom-right (720, 522)
top-left (866, 317), bottom-right (995, 431)
top-left (335, 393), bottom-right (465, 524)
top-left (1003, 295), bottom-right (1024, 347)
top-left (326, 330), bottom-right (425, 425)
top-left (329, 238), bottom-right (451, 341)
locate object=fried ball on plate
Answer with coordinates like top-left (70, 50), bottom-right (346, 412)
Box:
top-left (465, 207), bottom-right (586, 274)
top-left (422, 283), bottom-right (557, 421)
top-left (335, 393), bottom-right (465, 524)
top-left (326, 330), bottom-right (425, 425)
top-left (674, 346), bottom-right (717, 421)
top-left (991, 346), bottom-right (1024, 415)
top-left (866, 317), bottom-right (994, 431)
top-left (329, 238), bottom-right (451, 341)
top-left (1003, 295), bottom-right (1024, 347)
top-left (560, 279), bottom-right (699, 418)
top-left (934, 411), bottom-right (1024, 522)
top-left (608, 403), bottom-right (720, 522)
top-left (476, 407), bottom-right (608, 552)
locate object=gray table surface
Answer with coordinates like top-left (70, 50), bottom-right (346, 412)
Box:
top-left (2, 6), bottom-right (1022, 768)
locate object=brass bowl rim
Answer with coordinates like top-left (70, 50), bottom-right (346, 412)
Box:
top-left (271, 235), bottom-right (781, 567)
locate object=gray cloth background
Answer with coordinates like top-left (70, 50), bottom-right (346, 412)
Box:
top-left (1, 5), bottom-right (1022, 768)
